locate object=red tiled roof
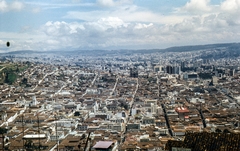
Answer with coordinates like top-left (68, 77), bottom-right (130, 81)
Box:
top-left (175, 107), bottom-right (189, 113)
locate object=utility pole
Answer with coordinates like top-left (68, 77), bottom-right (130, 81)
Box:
top-left (1, 134), bottom-right (4, 151)
top-left (84, 132), bottom-right (91, 151)
top-left (55, 114), bottom-right (58, 151)
top-left (22, 114), bottom-right (25, 150)
top-left (37, 114), bottom-right (40, 151)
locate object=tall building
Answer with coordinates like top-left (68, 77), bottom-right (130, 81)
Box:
top-left (172, 66), bottom-right (181, 74)
top-left (166, 65), bottom-right (181, 74)
top-left (154, 65), bottom-right (163, 72)
top-left (212, 76), bottom-right (218, 85)
top-left (130, 67), bottom-right (138, 78)
top-left (181, 61), bottom-right (187, 69)
top-left (166, 65), bottom-right (173, 74)
top-left (230, 69), bottom-right (235, 76)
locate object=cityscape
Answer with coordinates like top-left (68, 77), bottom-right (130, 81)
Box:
top-left (0, 43), bottom-right (239, 151)
top-left (1, 0), bottom-right (240, 150)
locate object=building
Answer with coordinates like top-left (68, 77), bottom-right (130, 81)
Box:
top-left (92, 141), bottom-right (117, 151)
top-left (230, 69), bottom-right (235, 76)
top-left (212, 76), bottom-right (218, 85)
top-left (166, 65), bottom-right (173, 74)
top-left (175, 107), bottom-right (190, 120)
top-left (154, 66), bottom-right (163, 72)
top-left (172, 66), bottom-right (181, 74)
top-left (130, 67), bottom-right (138, 78)
top-left (166, 65), bottom-right (181, 74)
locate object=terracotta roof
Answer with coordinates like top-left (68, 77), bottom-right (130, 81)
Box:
top-left (175, 107), bottom-right (189, 113)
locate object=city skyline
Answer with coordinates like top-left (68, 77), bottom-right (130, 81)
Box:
top-left (0, 0), bottom-right (240, 52)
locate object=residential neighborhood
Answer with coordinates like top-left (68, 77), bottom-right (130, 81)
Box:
top-left (0, 47), bottom-right (240, 151)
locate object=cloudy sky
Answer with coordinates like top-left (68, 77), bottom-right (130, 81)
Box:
top-left (0, 0), bottom-right (240, 52)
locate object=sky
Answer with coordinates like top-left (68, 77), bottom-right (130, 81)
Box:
top-left (0, 0), bottom-right (240, 52)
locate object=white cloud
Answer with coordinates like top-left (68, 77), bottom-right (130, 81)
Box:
top-left (0, 31), bottom-right (48, 52)
top-left (0, 40), bottom-right (6, 50)
top-left (11, 1), bottom-right (24, 11)
top-left (43, 21), bottom-right (84, 36)
top-left (174, 0), bottom-right (240, 34)
top-left (95, 17), bottom-right (126, 28)
top-left (0, 0), bottom-right (8, 12)
top-left (183, 0), bottom-right (211, 14)
top-left (2, 0), bottom-right (240, 52)
top-left (71, 0), bottom-right (81, 3)
top-left (25, 1), bottom-right (95, 10)
top-left (0, 0), bottom-right (24, 12)
top-left (134, 23), bottom-right (153, 29)
top-left (32, 7), bottom-right (41, 13)
top-left (40, 17), bottom-right (167, 49)
top-left (97, 0), bottom-right (133, 7)
top-left (39, 14), bottom-right (240, 50)
top-left (97, 0), bottom-right (115, 7)
top-left (220, 0), bottom-right (240, 13)
top-left (218, 0), bottom-right (240, 26)
top-left (2, 13), bottom-right (240, 52)
top-left (64, 5), bottom-right (186, 25)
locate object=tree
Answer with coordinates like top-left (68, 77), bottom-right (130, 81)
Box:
top-left (0, 127), bottom-right (8, 150)
top-left (22, 78), bottom-right (28, 85)
top-left (74, 111), bottom-right (80, 116)
top-left (223, 129), bottom-right (231, 133)
top-left (16, 66), bottom-right (20, 72)
top-left (0, 127), bottom-right (7, 134)
top-left (4, 71), bottom-right (17, 84)
top-left (215, 129), bottom-right (222, 133)
top-left (25, 139), bottom-right (33, 150)
top-left (120, 102), bottom-right (129, 110)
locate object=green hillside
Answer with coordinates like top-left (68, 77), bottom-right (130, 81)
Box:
top-left (0, 63), bottom-right (28, 85)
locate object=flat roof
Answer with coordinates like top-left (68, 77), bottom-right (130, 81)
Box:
top-left (23, 134), bottom-right (46, 139)
top-left (93, 141), bottom-right (113, 149)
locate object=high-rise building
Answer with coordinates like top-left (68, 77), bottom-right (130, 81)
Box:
top-left (166, 65), bottom-right (173, 74)
top-left (172, 66), bottom-right (181, 74)
top-left (130, 67), bottom-right (138, 78)
top-left (154, 65), bottom-right (163, 72)
top-left (181, 61), bottom-right (187, 69)
top-left (230, 69), bottom-right (235, 76)
top-left (166, 65), bottom-right (181, 74)
top-left (212, 76), bottom-right (218, 85)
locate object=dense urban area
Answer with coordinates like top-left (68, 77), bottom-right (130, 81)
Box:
top-left (0, 43), bottom-right (240, 151)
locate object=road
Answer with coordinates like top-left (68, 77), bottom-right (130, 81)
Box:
top-left (33, 71), bottom-right (56, 91)
top-left (198, 107), bottom-right (207, 128)
top-left (0, 66), bottom-right (6, 72)
top-left (108, 75), bottom-right (119, 99)
top-left (161, 104), bottom-right (173, 136)
top-left (157, 75), bottom-right (173, 136)
top-left (129, 78), bottom-right (138, 108)
top-left (216, 87), bottom-right (240, 107)
top-left (52, 70), bottom-right (82, 97)
top-left (81, 72), bottom-right (98, 98)
top-left (28, 66), bottom-right (38, 77)
top-left (120, 78), bottom-right (138, 146)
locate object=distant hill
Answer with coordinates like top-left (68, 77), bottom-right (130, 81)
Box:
top-left (1, 50), bottom-right (36, 55)
top-left (162, 43), bottom-right (240, 52)
top-left (1, 42), bottom-right (240, 55)
top-left (134, 42), bottom-right (240, 53)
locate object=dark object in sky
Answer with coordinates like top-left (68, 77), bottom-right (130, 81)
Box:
top-left (6, 41), bottom-right (10, 47)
